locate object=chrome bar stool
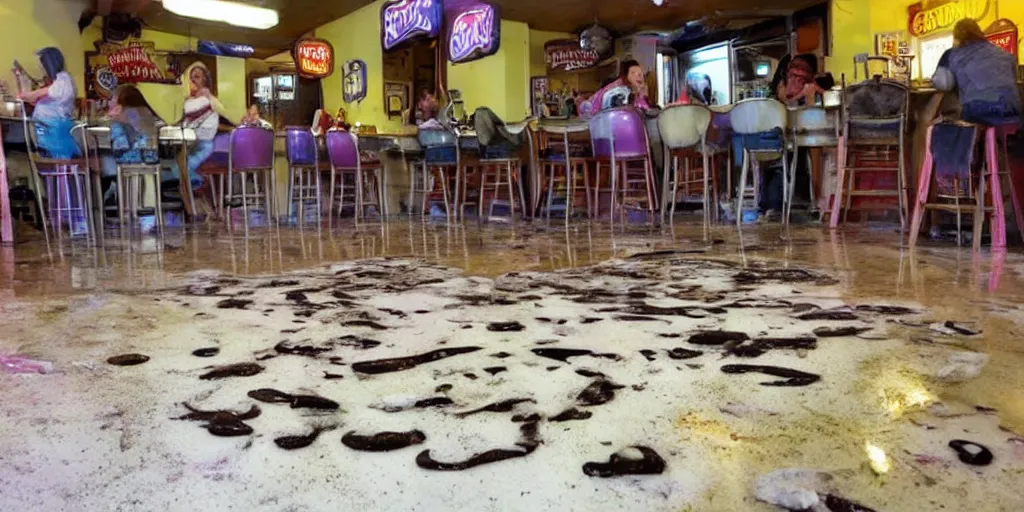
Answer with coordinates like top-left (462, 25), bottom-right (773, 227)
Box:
top-left (657, 104), bottom-right (714, 227)
top-left (413, 128), bottom-right (457, 220)
top-left (788, 105), bottom-right (840, 221)
top-left (114, 129), bottom-right (163, 232)
top-left (226, 126), bottom-right (276, 227)
top-left (326, 129), bottom-right (385, 221)
top-left (589, 107), bottom-right (657, 224)
top-left (23, 115), bottom-right (98, 242)
top-left (730, 98), bottom-right (791, 226)
top-left (284, 126), bottom-right (322, 224)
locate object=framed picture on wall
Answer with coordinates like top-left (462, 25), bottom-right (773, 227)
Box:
top-left (384, 80), bottom-right (411, 119)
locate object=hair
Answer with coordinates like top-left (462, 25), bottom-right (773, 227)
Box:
top-left (953, 19), bottom-right (986, 46)
top-left (189, 64), bottom-right (212, 89)
top-left (619, 59), bottom-right (641, 81)
top-left (111, 84), bottom-right (161, 133)
top-left (37, 47), bottom-right (66, 81)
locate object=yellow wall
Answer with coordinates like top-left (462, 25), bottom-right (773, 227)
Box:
top-left (447, 20), bottom-right (531, 120)
top-left (830, 0), bottom-right (1024, 79)
top-left (529, 29), bottom-right (573, 77)
top-left (215, 56), bottom-right (247, 123)
top-left (316, 0), bottom-right (400, 132)
top-left (0, 0), bottom-right (87, 93)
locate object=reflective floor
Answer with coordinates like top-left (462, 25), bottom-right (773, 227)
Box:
top-left (1, 217), bottom-right (1023, 510)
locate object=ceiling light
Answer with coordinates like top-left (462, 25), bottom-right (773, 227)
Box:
top-left (162, 0), bottom-right (279, 30)
top-left (653, 0), bottom-right (665, 5)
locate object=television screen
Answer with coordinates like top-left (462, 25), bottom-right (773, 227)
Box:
top-left (755, 62), bottom-right (771, 77)
top-left (276, 74), bottom-right (294, 90)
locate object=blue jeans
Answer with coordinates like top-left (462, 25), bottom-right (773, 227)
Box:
top-left (168, 139), bottom-right (215, 187)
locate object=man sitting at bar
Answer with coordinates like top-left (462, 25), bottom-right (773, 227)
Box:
top-left (932, 19), bottom-right (1021, 127)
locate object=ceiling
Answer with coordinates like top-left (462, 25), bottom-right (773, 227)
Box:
top-left (109, 0), bottom-right (821, 58)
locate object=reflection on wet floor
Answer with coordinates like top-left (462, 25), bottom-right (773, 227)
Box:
top-left (2, 219), bottom-right (1024, 510)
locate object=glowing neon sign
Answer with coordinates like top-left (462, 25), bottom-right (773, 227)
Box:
top-left (447, 3), bottom-right (499, 63)
top-left (381, 0), bottom-right (442, 51)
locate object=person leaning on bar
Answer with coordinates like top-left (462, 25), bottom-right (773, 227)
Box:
top-left (932, 19), bottom-right (1022, 127)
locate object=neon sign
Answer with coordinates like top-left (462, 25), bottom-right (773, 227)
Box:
top-left (294, 38), bottom-right (334, 79)
top-left (545, 39), bottom-right (600, 72)
top-left (907, 0), bottom-right (989, 37)
top-left (381, 0), bottom-right (442, 51)
top-left (448, 4), bottom-right (499, 63)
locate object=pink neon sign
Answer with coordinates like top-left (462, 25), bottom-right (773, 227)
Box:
top-left (447, 4), bottom-right (499, 63)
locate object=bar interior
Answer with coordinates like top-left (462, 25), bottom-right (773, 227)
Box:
top-left (1, 0), bottom-right (1023, 510)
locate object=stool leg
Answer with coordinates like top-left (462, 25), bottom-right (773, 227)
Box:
top-left (507, 161), bottom-right (516, 218)
top-left (998, 131), bottom-right (1024, 243)
top-left (701, 146), bottom-right (711, 230)
top-left (736, 149), bottom-right (749, 227)
top-left (583, 161), bottom-right (593, 219)
top-left (660, 148), bottom-right (670, 222)
top-left (974, 165), bottom-right (986, 252)
top-left (781, 148), bottom-right (791, 227)
top-left (898, 120), bottom-right (908, 230)
top-left (908, 126), bottom-right (936, 248)
top-left (986, 128), bottom-right (1007, 250)
top-left (480, 164), bottom-right (489, 219)
top-left (954, 177), bottom-right (962, 247)
top-left (829, 132), bottom-right (848, 228)
top-left (241, 172), bottom-right (250, 228)
top-left (545, 163), bottom-right (556, 221)
top-left (116, 166), bottom-right (126, 231)
top-left (226, 171), bottom-right (234, 229)
top-left (421, 163), bottom-right (429, 217)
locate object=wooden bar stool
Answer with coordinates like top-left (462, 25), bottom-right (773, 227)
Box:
top-left (536, 122), bottom-right (593, 221)
top-left (589, 106), bottom-right (657, 225)
top-left (226, 126), bottom-right (277, 228)
top-left (284, 126), bottom-right (323, 225)
top-left (829, 77), bottom-right (910, 228)
top-left (729, 98), bottom-right (791, 226)
top-left (657, 104), bottom-right (715, 227)
top-left (413, 129), bottom-right (458, 220)
top-left (909, 122), bottom-right (1022, 250)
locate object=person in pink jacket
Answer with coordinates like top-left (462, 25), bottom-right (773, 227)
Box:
top-left (578, 60), bottom-right (651, 118)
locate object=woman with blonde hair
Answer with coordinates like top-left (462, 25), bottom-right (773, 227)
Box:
top-left (173, 62), bottom-right (231, 189)
top-left (933, 19), bottom-right (1021, 126)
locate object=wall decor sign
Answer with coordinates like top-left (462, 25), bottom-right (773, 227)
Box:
top-left (544, 39), bottom-right (600, 72)
top-left (985, 19), bottom-right (1018, 57)
top-left (343, 60), bottom-right (368, 103)
top-left (447, 2), bottom-right (500, 63)
top-left (294, 38), bottom-right (335, 79)
top-left (907, 0), bottom-right (989, 37)
top-left (86, 40), bottom-right (180, 98)
top-left (384, 80), bottom-right (410, 118)
top-left (197, 40), bottom-right (256, 58)
top-left (381, 0), bottom-right (443, 51)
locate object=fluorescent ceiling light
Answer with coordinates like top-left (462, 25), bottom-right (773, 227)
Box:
top-left (162, 0), bottom-right (279, 30)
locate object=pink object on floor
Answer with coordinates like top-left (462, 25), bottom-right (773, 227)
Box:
top-left (1, 355), bottom-right (54, 374)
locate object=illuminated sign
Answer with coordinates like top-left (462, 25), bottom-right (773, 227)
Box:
top-left (294, 38), bottom-right (334, 79)
top-left (87, 40), bottom-right (179, 97)
top-left (197, 40), bottom-right (256, 58)
top-left (907, 0), bottom-right (989, 37)
top-left (447, 3), bottom-right (499, 63)
top-left (381, 0), bottom-right (442, 51)
top-left (545, 39), bottom-right (600, 72)
top-left (987, 30), bottom-right (1018, 56)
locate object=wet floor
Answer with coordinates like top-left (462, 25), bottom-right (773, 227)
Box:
top-left (1, 218), bottom-right (1023, 510)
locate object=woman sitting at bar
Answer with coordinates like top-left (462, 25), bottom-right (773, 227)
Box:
top-left (99, 85), bottom-right (161, 202)
top-left (932, 19), bottom-right (1021, 127)
top-left (240, 104), bottom-right (272, 129)
top-left (17, 47), bottom-right (80, 159)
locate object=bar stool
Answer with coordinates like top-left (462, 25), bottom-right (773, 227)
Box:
top-left (829, 77), bottom-right (909, 228)
top-left (326, 129), bottom-right (385, 221)
top-left (909, 122), bottom-right (1023, 250)
top-left (730, 98), bottom-right (791, 226)
top-left (536, 121), bottom-right (593, 221)
top-left (413, 128), bottom-right (458, 220)
top-left (284, 126), bottom-right (322, 224)
top-left (114, 129), bottom-right (163, 232)
top-left (657, 104), bottom-right (714, 227)
top-left (226, 126), bottom-right (276, 227)
top-left (198, 133), bottom-right (231, 220)
top-left (475, 117), bottom-right (533, 221)
top-left (23, 116), bottom-right (97, 242)
top-left (788, 105), bottom-right (841, 221)
top-left (589, 106), bottom-right (657, 224)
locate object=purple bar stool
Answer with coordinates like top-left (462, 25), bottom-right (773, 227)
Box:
top-left (589, 106), bottom-right (656, 224)
top-left (326, 129), bottom-right (384, 221)
top-left (227, 126), bottom-right (276, 228)
top-left (285, 126), bottom-right (322, 224)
